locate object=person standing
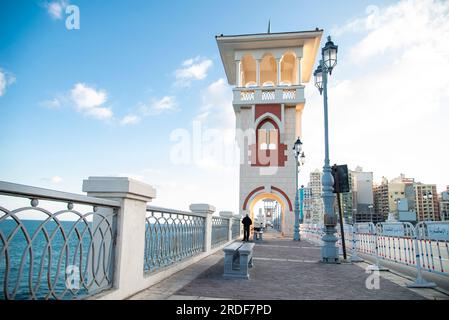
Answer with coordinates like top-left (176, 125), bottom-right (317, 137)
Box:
top-left (242, 214), bottom-right (252, 242)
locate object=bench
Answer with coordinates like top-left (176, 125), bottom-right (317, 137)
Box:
top-left (223, 242), bottom-right (255, 279)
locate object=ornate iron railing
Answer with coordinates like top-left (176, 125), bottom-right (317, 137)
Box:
top-left (211, 217), bottom-right (229, 248)
top-left (232, 218), bottom-right (241, 239)
top-left (0, 181), bottom-right (119, 300)
top-left (144, 206), bottom-right (205, 273)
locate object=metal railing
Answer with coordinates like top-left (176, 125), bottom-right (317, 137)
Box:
top-left (211, 217), bottom-right (229, 248)
top-left (0, 181), bottom-right (119, 300)
top-left (301, 221), bottom-right (449, 278)
top-left (232, 218), bottom-right (241, 239)
top-left (144, 206), bottom-right (205, 273)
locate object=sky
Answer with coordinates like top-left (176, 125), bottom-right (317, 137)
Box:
top-left (0, 0), bottom-right (448, 216)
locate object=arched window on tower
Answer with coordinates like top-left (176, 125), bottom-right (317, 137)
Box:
top-left (260, 53), bottom-right (277, 86)
top-left (280, 52), bottom-right (297, 86)
top-left (251, 116), bottom-right (287, 167)
top-left (258, 120), bottom-right (278, 151)
top-left (241, 54), bottom-right (256, 87)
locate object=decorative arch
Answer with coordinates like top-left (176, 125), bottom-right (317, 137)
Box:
top-left (249, 192), bottom-right (286, 229)
top-left (254, 112), bottom-right (283, 134)
top-left (260, 53), bottom-right (277, 86)
top-left (280, 51), bottom-right (297, 85)
top-left (241, 54), bottom-right (256, 87)
top-left (242, 186), bottom-right (293, 234)
top-left (243, 185), bottom-right (293, 212)
top-left (250, 115), bottom-right (288, 167)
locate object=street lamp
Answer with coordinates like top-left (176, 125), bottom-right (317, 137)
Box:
top-left (293, 137), bottom-right (305, 241)
top-left (314, 35), bottom-right (339, 263)
top-left (368, 204), bottom-right (374, 223)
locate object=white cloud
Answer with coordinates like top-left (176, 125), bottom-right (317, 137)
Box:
top-left (0, 71), bottom-right (6, 97)
top-left (336, 0), bottom-right (449, 64)
top-left (51, 176), bottom-right (63, 184)
top-left (69, 83), bottom-right (113, 120)
top-left (85, 107), bottom-right (113, 120)
top-left (120, 114), bottom-right (141, 126)
top-left (188, 78), bottom-right (238, 172)
top-left (302, 0), bottom-right (449, 192)
top-left (139, 96), bottom-right (178, 116)
top-left (70, 83), bottom-right (107, 109)
top-left (0, 69), bottom-right (16, 97)
top-left (117, 173), bottom-right (144, 181)
top-left (174, 56), bottom-right (213, 87)
top-left (197, 78), bottom-right (234, 128)
top-left (40, 176), bottom-right (63, 184)
top-left (39, 98), bottom-right (62, 108)
top-left (46, 1), bottom-right (69, 20)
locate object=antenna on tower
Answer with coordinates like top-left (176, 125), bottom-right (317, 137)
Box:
top-left (267, 20), bottom-right (271, 33)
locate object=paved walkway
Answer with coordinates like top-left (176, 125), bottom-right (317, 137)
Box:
top-left (129, 231), bottom-right (449, 300)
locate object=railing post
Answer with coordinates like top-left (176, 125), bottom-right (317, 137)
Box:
top-left (233, 214), bottom-right (242, 237)
top-left (190, 203), bottom-right (215, 253)
top-left (220, 211), bottom-right (234, 241)
top-left (408, 222), bottom-right (437, 288)
top-left (367, 223), bottom-right (388, 271)
top-left (83, 177), bottom-right (156, 299)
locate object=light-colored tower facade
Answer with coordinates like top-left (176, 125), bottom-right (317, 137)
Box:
top-left (217, 29), bottom-right (323, 236)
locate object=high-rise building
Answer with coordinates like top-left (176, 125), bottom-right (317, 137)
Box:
top-left (373, 177), bottom-right (389, 220)
top-left (373, 174), bottom-right (417, 222)
top-left (308, 169), bottom-right (324, 224)
top-left (302, 187), bottom-right (314, 223)
top-left (340, 170), bottom-right (356, 223)
top-left (351, 167), bottom-right (380, 222)
top-left (440, 191), bottom-right (449, 221)
top-left (414, 183), bottom-right (440, 221)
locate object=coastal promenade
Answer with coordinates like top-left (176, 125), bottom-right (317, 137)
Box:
top-left (129, 230), bottom-right (449, 300)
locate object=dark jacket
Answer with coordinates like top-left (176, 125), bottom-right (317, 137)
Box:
top-left (242, 216), bottom-right (252, 228)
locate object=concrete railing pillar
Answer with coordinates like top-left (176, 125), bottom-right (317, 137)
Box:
top-left (190, 203), bottom-right (215, 253)
top-left (83, 177), bottom-right (156, 299)
top-left (220, 211), bottom-right (234, 241)
top-left (233, 214), bottom-right (242, 236)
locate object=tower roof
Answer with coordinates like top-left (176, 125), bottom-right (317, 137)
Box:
top-left (216, 29), bottom-right (323, 85)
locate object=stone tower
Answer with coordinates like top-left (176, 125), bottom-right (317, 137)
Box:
top-left (216, 29), bottom-right (322, 236)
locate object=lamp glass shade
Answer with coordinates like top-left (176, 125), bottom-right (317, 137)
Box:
top-left (293, 138), bottom-right (302, 156)
top-left (300, 152), bottom-right (305, 165)
top-left (314, 66), bottom-right (323, 92)
top-left (322, 36), bottom-right (338, 71)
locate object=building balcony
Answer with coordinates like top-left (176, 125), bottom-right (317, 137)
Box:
top-left (232, 85), bottom-right (305, 106)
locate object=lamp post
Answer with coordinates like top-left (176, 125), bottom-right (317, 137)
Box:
top-left (314, 35), bottom-right (339, 263)
top-left (293, 137), bottom-right (305, 241)
top-left (368, 204), bottom-right (374, 223)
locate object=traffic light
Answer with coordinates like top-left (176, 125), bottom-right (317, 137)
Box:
top-left (331, 164), bottom-right (350, 193)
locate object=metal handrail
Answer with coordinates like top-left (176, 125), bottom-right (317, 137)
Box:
top-left (0, 181), bottom-right (120, 208)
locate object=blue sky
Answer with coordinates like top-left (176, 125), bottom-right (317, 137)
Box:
top-left (1, 0), bottom-right (448, 214)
